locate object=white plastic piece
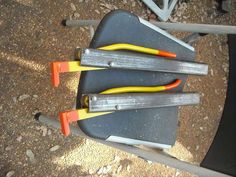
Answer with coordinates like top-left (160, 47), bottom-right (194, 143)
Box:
top-left (106, 136), bottom-right (172, 149)
top-left (138, 17), bottom-right (195, 51)
top-left (142, 0), bottom-right (178, 21)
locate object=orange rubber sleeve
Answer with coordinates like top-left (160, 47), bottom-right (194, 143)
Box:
top-left (164, 79), bottom-right (182, 90)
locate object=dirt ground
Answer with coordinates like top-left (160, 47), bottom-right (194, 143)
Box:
top-left (0, 0), bottom-right (235, 177)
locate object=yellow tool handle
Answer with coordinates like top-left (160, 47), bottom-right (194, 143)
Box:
top-left (100, 79), bottom-right (181, 94)
top-left (99, 43), bottom-right (176, 58)
top-left (100, 85), bottom-right (166, 94)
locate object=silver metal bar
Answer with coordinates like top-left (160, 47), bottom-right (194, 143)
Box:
top-left (88, 93), bottom-right (200, 112)
top-left (66, 20), bottom-right (100, 27)
top-left (80, 48), bottom-right (208, 75)
top-left (36, 114), bottom-right (231, 177)
top-left (150, 21), bottom-right (236, 34)
top-left (65, 19), bottom-right (236, 34)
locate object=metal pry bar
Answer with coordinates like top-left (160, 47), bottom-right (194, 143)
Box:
top-left (80, 48), bottom-right (208, 75)
top-left (87, 93), bottom-right (200, 112)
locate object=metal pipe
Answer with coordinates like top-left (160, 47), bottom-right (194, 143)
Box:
top-left (35, 113), bottom-right (230, 177)
top-left (65, 19), bottom-right (236, 34)
top-left (151, 21), bottom-right (236, 34)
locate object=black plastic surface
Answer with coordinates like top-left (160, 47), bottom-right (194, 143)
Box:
top-left (200, 35), bottom-right (236, 176)
top-left (76, 10), bottom-right (195, 145)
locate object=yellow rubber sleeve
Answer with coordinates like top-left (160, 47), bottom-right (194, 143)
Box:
top-left (100, 85), bottom-right (166, 94)
top-left (77, 108), bottom-right (111, 120)
top-left (68, 61), bottom-right (104, 72)
top-left (99, 43), bottom-right (159, 55)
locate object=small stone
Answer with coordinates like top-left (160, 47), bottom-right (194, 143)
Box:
top-left (42, 127), bottom-right (47, 136)
top-left (18, 94), bottom-right (30, 101)
top-left (219, 105), bottom-right (223, 112)
top-left (26, 149), bottom-right (36, 164)
top-left (16, 136), bottom-right (22, 142)
top-left (175, 169), bottom-right (180, 176)
top-left (100, 3), bottom-right (118, 10)
top-left (104, 165), bottom-right (112, 173)
top-left (199, 127), bottom-right (204, 131)
top-left (127, 165), bottom-right (130, 172)
top-left (32, 110), bottom-right (39, 115)
top-left (169, 16), bottom-right (178, 23)
top-left (95, 9), bottom-right (100, 14)
top-left (84, 139), bottom-right (90, 145)
top-left (116, 165), bottom-right (122, 173)
top-left (187, 146), bottom-right (191, 150)
top-left (73, 12), bottom-right (80, 19)
top-left (195, 145), bottom-right (199, 151)
top-left (149, 13), bottom-right (157, 20)
top-left (215, 89), bottom-right (219, 95)
top-left (12, 97), bottom-right (17, 103)
top-left (131, 1), bottom-right (136, 7)
top-left (201, 16), bottom-right (204, 22)
top-left (88, 169), bottom-right (94, 174)
top-left (70, 3), bottom-right (76, 11)
top-left (36, 126), bottom-right (47, 136)
top-left (80, 27), bottom-right (85, 32)
top-left (219, 45), bottom-right (222, 52)
top-left (49, 145), bottom-right (60, 152)
top-left (47, 129), bottom-right (52, 135)
top-left (147, 160), bottom-right (152, 164)
top-left (97, 167), bottom-right (103, 175)
top-left (6, 171), bottom-right (15, 177)
top-left (33, 95), bottom-right (38, 98)
top-left (5, 145), bottom-right (14, 151)
top-left (210, 69), bottom-right (214, 76)
top-left (97, 165), bottom-right (112, 174)
top-left (75, 161), bottom-right (81, 166)
top-left (222, 77), bottom-right (227, 84)
top-left (204, 116), bottom-right (209, 120)
top-left (113, 155), bottom-right (121, 163)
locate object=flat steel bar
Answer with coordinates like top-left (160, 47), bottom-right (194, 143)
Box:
top-left (80, 48), bottom-right (208, 75)
top-left (88, 93), bottom-right (200, 112)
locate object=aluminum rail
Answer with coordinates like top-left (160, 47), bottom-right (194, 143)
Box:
top-left (65, 19), bottom-right (236, 34)
top-left (80, 48), bottom-right (208, 75)
top-left (88, 93), bottom-right (200, 112)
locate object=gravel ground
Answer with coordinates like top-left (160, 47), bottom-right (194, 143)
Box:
top-left (0, 0), bottom-right (235, 176)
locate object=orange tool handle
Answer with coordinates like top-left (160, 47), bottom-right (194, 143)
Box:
top-left (51, 62), bottom-right (69, 87)
top-left (60, 110), bottom-right (79, 136)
